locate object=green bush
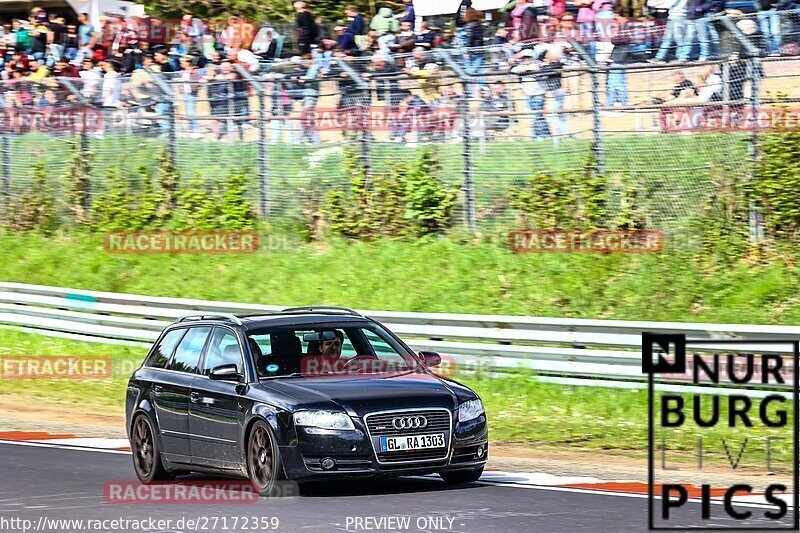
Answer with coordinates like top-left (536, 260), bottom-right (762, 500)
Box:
top-left (324, 149), bottom-right (455, 240)
top-left (9, 159), bottom-right (57, 234)
top-left (752, 130), bottom-right (800, 238)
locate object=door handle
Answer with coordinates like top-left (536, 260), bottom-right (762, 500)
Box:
top-left (153, 385), bottom-right (163, 393)
top-left (189, 392), bottom-right (201, 403)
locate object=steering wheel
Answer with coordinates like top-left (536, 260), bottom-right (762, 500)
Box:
top-left (342, 355), bottom-right (378, 374)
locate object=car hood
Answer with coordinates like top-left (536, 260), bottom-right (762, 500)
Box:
top-left (254, 372), bottom-right (460, 415)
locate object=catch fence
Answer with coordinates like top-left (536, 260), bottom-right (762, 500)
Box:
top-left (1, 10), bottom-right (799, 243)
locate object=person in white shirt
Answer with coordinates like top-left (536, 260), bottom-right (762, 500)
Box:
top-left (101, 60), bottom-right (121, 108)
top-left (511, 49), bottom-right (551, 140)
top-left (652, 0), bottom-right (689, 62)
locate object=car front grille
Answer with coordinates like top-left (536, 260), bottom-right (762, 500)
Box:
top-left (364, 408), bottom-right (452, 464)
top-left (365, 410), bottom-right (451, 436)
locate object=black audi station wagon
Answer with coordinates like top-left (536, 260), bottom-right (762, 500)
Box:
top-left (125, 307), bottom-right (488, 495)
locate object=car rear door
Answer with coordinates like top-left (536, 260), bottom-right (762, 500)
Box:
top-left (153, 326), bottom-right (211, 463)
top-left (189, 326), bottom-right (248, 468)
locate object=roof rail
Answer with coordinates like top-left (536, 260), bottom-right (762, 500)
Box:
top-left (176, 313), bottom-right (244, 326)
top-left (281, 306), bottom-right (362, 317)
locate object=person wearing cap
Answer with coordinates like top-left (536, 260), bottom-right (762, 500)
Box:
top-left (335, 24), bottom-right (359, 53)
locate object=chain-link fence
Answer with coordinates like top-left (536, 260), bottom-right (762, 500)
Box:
top-left (2, 10), bottom-right (800, 242)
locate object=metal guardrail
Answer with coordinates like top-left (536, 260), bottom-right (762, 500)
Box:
top-left (0, 282), bottom-right (797, 394)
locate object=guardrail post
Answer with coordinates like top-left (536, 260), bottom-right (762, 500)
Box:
top-left (438, 51), bottom-right (476, 231)
top-left (569, 40), bottom-right (605, 174)
top-left (235, 65), bottom-right (270, 217)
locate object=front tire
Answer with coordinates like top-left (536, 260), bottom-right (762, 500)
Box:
top-left (131, 413), bottom-right (171, 483)
top-left (439, 466), bottom-right (484, 485)
top-left (246, 420), bottom-right (281, 497)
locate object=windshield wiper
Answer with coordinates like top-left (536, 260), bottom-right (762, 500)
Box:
top-left (260, 373), bottom-right (305, 380)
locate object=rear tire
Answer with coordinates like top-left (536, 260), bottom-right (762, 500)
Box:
top-left (439, 466), bottom-right (484, 485)
top-left (246, 420), bottom-right (281, 497)
top-left (131, 413), bottom-right (172, 483)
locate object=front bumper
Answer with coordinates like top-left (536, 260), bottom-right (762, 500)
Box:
top-left (280, 413), bottom-right (489, 481)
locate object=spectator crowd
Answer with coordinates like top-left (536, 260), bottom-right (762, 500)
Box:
top-left (0, 2), bottom-right (785, 142)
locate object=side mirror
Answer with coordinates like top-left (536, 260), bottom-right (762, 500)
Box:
top-left (209, 364), bottom-right (242, 381)
top-left (419, 351), bottom-right (441, 368)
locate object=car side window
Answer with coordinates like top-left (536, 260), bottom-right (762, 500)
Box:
top-left (203, 328), bottom-right (243, 376)
top-left (146, 329), bottom-right (186, 368)
top-left (168, 326), bottom-right (211, 374)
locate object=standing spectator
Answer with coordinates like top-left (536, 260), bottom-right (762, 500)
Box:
top-left (77, 13), bottom-right (97, 64)
top-left (179, 13), bottom-right (205, 55)
top-left (12, 20), bottom-right (30, 54)
top-left (79, 58), bottom-right (102, 104)
top-left (463, 9), bottom-right (485, 92)
top-left (101, 60), bottom-right (122, 108)
top-left (575, 0), bottom-right (596, 50)
top-left (398, 0), bottom-right (416, 25)
top-left (48, 14), bottom-right (66, 61)
top-left (64, 24), bottom-right (79, 61)
top-left (179, 56), bottom-right (202, 137)
top-left (511, 0), bottom-right (540, 42)
top-left (294, 2), bottom-right (319, 56)
top-left (758, 0), bottom-right (782, 55)
top-left (683, 0), bottom-right (721, 61)
top-left (541, 50), bottom-right (568, 142)
top-left (345, 6), bottom-right (366, 36)
top-left (511, 49), bottom-right (550, 140)
top-left (651, 0), bottom-right (689, 62)
top-left (371, 7), bottom-right (400, 57)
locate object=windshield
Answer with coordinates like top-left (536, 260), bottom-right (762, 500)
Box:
top-left (247, 323), bottom-right (422, 378)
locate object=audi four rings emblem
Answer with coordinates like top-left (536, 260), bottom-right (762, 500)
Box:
top-left (392, 416), bottom-right (428, 430)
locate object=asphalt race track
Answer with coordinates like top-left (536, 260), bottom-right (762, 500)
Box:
top-left (0, 442), bottom-right (793, 532)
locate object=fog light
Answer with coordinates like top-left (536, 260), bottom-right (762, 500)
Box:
top-left (476, 446), bottom-right (485, 459)
top-left (320, 457), bottom-right (336, 470)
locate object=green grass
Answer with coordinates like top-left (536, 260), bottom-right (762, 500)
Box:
top-left (0, 328), bottom-right (791, 469)
top-left (2, 233), bottom-right (800, 324)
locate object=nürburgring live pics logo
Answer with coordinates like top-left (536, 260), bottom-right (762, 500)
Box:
top-left (643, 332), bottom-right (799, 530)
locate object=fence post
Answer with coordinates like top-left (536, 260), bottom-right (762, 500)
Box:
top-left (58, 78), bottom-right (92, 214)
top-left (569, 40), bottom-right (605, 173)
top-left (719, 17), bottom-right (764, 243)
top-left (145, 68), bottom-right (178, 163)
top-left (438, 51), bottom-right (476, 231)
top-left (235, 65), bottom-right (270, 218)
top-left (335, 58), bottom-right (372, 179)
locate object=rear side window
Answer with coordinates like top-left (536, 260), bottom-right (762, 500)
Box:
top-left (168, 327), bottom-right (211, 374)
top-left (146, 329), bottom-right (186, 368)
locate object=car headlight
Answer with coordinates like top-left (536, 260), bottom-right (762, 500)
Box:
top-left (458, 399), bottom-right (485, 422)
top-left (294, 410), bottom-right (356, 430)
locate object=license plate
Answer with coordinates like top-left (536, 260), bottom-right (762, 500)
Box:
top-left (380, 433), bottom-right (446, 453)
